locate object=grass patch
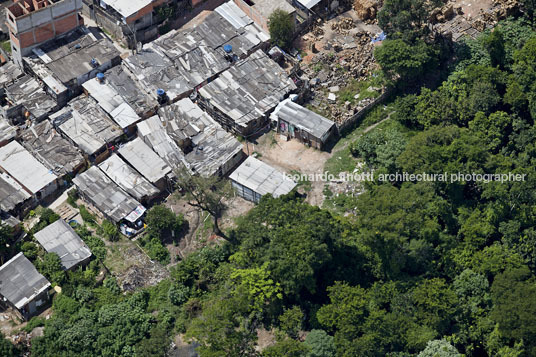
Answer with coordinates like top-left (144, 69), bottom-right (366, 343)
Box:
top-left (21, 316), bottom-right (45, 333)
top-left (103, 237), bottom-right (137, 274)
top-left (323, 100), bottom-right (395, 175)
top-left (139, 235), bottom-right (170, 265)
top-left (338, 79), bottom-right (381, 105)
top-left (313, 63), bottom-right (324, 73)
top-left (324, 147), bottom-right (358, 176)
top-left (1, 41), bottom-right (11, 54)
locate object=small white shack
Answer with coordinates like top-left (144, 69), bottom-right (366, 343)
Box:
top-left (229, 156), bottom-right (297, 203)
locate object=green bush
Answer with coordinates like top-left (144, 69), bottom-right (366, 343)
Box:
top-left (140, 237), bottom-right (170, 265)
top-left (268, 9), bottom-right (295, 50)
top-left (101, 220), bottom-right (119, 241)
top-left (79, 205), bottom-right (95, 225)
top-left (145, 205), bottom-right (184, 242)
top-left (21, 316), bottom-right (46, 333)
top-left (67, 190), bottom-right (78, 208)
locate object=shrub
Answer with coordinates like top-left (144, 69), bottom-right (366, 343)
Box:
top-left (79, 205), bottom-right (95, 225)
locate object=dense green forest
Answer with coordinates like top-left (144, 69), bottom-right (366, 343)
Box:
top-left (3, 1), bottom-right (536, 356)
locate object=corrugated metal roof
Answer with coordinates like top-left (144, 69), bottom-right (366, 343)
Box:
top-left (199, 50), bottom-right (297, 127)
top-left (229, 156), bottom-right (296, 198)
top-left (0, 141), bottom-right (57, 195)
top-left (0, 172), bottom-right (31, 213)
top-left (34, 219), bottom-right (92, 271)
top-left (20, 120), bottom-right (85, 176)
top-left (123, 6), bottom-right (270, 103)
top-left (72, 166), bottom-right (143, 223)
top-left (215, 1), bottom-right (252, 29)
top-left (0, 252), bottom-right (50, 309)
top-left (0, 117), bottom-right (17, 145)
top-left (297, 0), bottom-right (322, 9)
top-left (83, 66), bottom-right (156, 118)
top-left (5, 75), bottom-right (56, 120)
top-left (0, 61), bottom-right (24, 87)
top-left (159, 98), bottom-right (243, 177)
top-left (271, 99), bottom-right (335, 141)
top-left (52, 96), bottom-right (122, 156)
top-left (99, 154), bottom-right (159, 201)
top-left (83, 75), bottom-right (141, 129)
top-left (118, 137), bottom-right (172, 184)
top-left (137, 116), bottom-right (190, 173)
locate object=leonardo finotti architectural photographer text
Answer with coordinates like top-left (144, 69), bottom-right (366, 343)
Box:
top-left (287, 172), bottom-right (527, 184)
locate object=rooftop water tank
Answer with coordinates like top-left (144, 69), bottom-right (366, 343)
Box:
top-left (156, 89), bottom-right (167, 104)
top-left (223, 44), bottom-right (233, 53)
top-left (96, 73), bottom-right (105, 83)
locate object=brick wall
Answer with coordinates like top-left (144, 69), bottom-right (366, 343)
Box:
top-left (54, 13), bottom-right (79, 34)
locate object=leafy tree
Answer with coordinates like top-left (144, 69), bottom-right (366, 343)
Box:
top-left (268, 9), bottom-right (295, 50)
top-left (230, 195), bottom-right (341, 298)
top-left (32, 208), bottom-right (59, 233)
top-left (411, 278), bottom-right (458, 335)
top-left (504, 79), bottom-right (528, 114)
top-left (520, 0), bottom-right (536, 22)
top-left (304, 330), bottom-right (336, 357)
top-left (417, 339), bottom-right (461, 357)
top-left (145, 204), bottom-right (184, 241)
top-left (391, 94), bottom-right (421, 129)
top-left (279, 306), bottom-right (304, 339)
top-left (168, 283), bottom-right (190, 306)
top-left (378, 0), bottom-right (441, 42)
top-left (0, 222), bottom-right (13, 264)
top-left (375, 39), bottom-right (437, 81)
top-left (39, 252), bottom-right (65, 284)
top-left (316, 282), bottom-right (369, 355)
top-left (177, 172), bottom-right (231, 241)
top-left (481, 28), bottom-right (505, 68)
top-left (140, 237), bottom-right (170, 265)
top-left (350, 126), bottom-right (407, 172)
top-left (186, 291), bottom-right (258, 357)
top-left (135, 326), bottom-right (170, 357)
top-left (20, 241), bottom-right (39, 261)
top-left (262, 338), bottom-right (310, 357)
top-left (490, 266), bottom-right (536, 354)
top-left (230, 263), bottom-right (283, 314)
top-left (469, 111), bottom-right (512, 153)
top-left (513, 37), bottom-right (536, 118)
top-left (78, 205), bottom-right (95, 225)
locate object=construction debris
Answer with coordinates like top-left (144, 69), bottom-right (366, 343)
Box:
top-left (300, 23), bottom-right (382, 124)
top-left (353, 0), bottom-right (382, 21)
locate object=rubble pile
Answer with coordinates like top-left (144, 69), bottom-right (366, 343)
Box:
top-left (429, 3), bottom-right (460, 23)
top-left (436, 0), bottom-right (520, 40)
top-left (301, 30), bottom-right (381, 124)
top-left (331, 17), bottom-right (355, 34)
top-left (353, 0), bottom-right (382, 21)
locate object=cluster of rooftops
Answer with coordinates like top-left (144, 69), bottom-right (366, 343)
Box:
top-left (0, 1), bottom-right (336, 230)
top-left (0, 0), bottom-right (338, 320)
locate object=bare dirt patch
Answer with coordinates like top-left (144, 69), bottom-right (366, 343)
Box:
top-left (165, 192), bottom-right (255, 262)
top-left (250, 132), bottom-right (333, 207)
